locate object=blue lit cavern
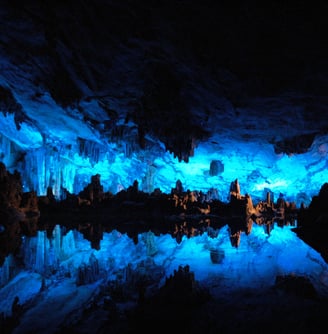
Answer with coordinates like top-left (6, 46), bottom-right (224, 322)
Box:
top-left (1, 1), bottom-right (328, 333)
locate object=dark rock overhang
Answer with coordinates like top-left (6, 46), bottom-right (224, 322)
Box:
top-left (1, 1), bottom-right (328, 161)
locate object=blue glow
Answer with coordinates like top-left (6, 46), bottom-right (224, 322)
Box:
top-left (0, 114), bottom-right (43, 149)
top-left (1, 129), bottom-right (327, 204)
top-left (154, 138), bottom-right (328, 205)
top-left (1, 224), bottom-right (328, 330)
top-left (1, 91), bottom-right (327, 203)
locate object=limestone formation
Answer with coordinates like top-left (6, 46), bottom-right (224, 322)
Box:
top-left (0, 163), bottom-right (325, 262)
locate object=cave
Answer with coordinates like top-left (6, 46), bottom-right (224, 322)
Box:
top-left (1, 1), bottom-right (328, 333)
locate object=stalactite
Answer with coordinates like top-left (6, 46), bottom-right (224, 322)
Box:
top-left (141, 164), bottom-right (156, 193)
top-left (78, 137), bottom-right (107, 166)
top-left (22, 147), bottom-right (48, 196)
top-left (0, 254), bottom-right (15, 288)
top-left (110, 125), bottom-right (140, 158)
top-left (0, 135), bottom-right (19, 168)
top-left (20, 145), bottom-right (80, 198)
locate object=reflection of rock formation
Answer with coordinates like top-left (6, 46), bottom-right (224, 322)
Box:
top-left (160, 265), bottom-right (210, 304)
top-left (226, 179), bottom-right (298, 247)
top-left (76, 253), bottom-right (100, 286)
top-left (210, 248), bottom-right (225, 264)
top-left (296, 183), bottom-right (328, 262)
top-left (143, 231), bottom-right (158, 257)
top-left (0, 164), bottom-right (322, 264)
top-left (274, 274), bottom-right (317, 299)
top-left (78, 223), bottom-right (103, 251)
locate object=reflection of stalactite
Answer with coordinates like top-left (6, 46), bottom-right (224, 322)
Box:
top-left (229, 230), bottom-right (241, 247)
top-left (210, 248), bottom-right (225, 264)
top-left (143, 231), bottom-right (157, 256)
top-left (76, 253), bottom-right (100, 286)
top-left (246, 218), bottom-right (253, 235)
top-left (35, 230), bottom-right (48, 274)
top-left (61, 230), bottom-right (76, 260)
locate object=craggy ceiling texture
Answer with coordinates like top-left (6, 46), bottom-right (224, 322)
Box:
top-left (0, 0), bottom-right (328, 203)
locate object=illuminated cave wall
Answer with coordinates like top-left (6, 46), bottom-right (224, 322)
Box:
top-left (1, 112), bottom-right (327, 206)
top-left (0, 1), bottom-right (327, 207)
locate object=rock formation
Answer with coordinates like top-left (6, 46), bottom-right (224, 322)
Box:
top-left (2, 163), bottom-right (326, 265)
